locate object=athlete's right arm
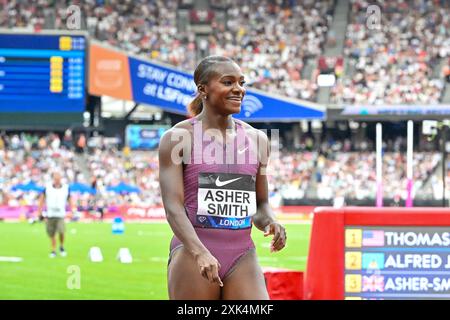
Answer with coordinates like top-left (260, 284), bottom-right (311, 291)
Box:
top-left (159, 129), bottom-right (223, 286)
top-left (37, 192), bottom-right (45, 220)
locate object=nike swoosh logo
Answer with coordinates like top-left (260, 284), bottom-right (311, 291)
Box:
top-left (237, 147), bottom-right (248, 154)
top-left (215, 176), bottom-right (243, 187)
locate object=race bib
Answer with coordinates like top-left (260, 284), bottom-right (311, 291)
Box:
top-left (196, 172), bottom-right (256, 230)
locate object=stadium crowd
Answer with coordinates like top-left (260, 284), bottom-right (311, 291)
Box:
top-left (1, 0), bottom-right (334, 101)
top-left (315, 151), bottom-right (441, 201)
top-left (87, 147), bottom-right (161, 207)
top-left (0, 133), bottom-right (447, 212)
top-left (207, 0), bottom-right (334, 101)
top-left (2, 0), bottom-right (448, 104)
top-left (0, 133), bottom-right (80, 207)
top-left (1, 0), bottom-right (450, 211)
top-left (331, 0), bottom-right (450, 105)
top-left (0, 133), bottom-right (162, 212)
top-left (0, 0), bottom-right (49, 31)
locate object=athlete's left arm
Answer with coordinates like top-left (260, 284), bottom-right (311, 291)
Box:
top-left (252, 131), bottom-right (287, 252)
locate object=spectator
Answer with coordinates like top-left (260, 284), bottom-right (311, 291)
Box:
top-left (76, 133), bottom-right (86, 154)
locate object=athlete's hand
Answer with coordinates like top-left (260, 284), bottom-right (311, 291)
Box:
top-left (264, 222), bottom-right (287, 252)
top-left (195, 250), bottom-right (223, 287)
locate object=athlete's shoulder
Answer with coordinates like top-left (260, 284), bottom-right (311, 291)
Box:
top-left (160, 119), bottom-right (192, 144)
top-left (234, 118), bottom-right (253, 129)
top-left (159, 119), bottom-right (193, 159)
top-left (234, 118), bottom-right (259, 133)
top-left (172, 118), bottom-right (193, 130)
top-left (235, 118), bottom-right (268, 140)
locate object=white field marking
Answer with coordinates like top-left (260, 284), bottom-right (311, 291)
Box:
top-left (0, 256), bottom-right (23, 262)
top-left (149, 257), bottom-right (168, 262)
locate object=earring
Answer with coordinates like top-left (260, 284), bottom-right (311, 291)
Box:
top-left (203, 95), bottom-right (207, 100)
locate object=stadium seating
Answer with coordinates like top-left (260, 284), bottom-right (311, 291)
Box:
top-left (0, 133), bottom-right (447, 209)
top-left (2, 0), bottom-right (448, 104)
top-left (331, 0), bottom-right (450, 105)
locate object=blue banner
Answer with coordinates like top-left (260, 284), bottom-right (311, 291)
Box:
top-left (128, 57), bottom-right (196, 114)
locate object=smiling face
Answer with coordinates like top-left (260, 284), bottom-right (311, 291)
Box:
top-left (201, 62), bottom-right (246, 116)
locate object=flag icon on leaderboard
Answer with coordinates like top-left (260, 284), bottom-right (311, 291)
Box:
top-left (362, 230), bottom-right (385, 246)
top-left (362, 253), bottom-right (385, 270)
top-left (362, 275), bottom-right (384, 292)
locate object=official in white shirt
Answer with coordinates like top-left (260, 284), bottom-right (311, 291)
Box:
top-left (38, 172), bottom-right (75, 258)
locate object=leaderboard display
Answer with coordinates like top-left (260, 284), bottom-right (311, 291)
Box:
top-left (304, 207), bottom-right (450, 300)
top-left (345, 226), bottom-right (450, 299)
top-left (0, 33), bottom-right (86, 113)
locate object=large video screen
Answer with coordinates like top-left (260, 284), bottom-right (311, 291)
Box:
top-left (0, 33), bottom-right (86, 113)
top-left (125, 124), bottom-right (169, 150)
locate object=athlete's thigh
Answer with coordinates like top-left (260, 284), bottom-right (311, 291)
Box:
top-left (222, 250), bottom-right (269, 300)
top-left (167, 247), bottom-right (221, 300)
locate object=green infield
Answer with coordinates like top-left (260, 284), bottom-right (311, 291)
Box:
top-left (0, 221), bottom-right (310, 299)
